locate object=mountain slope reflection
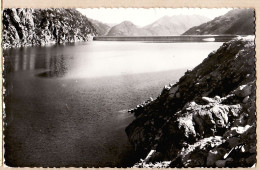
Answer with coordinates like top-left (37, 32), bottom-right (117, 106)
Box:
top-left (37, 55), bottom-right (68, 78)
top-left (4, 41), bottom-right (224, 79)
top-left (4, 46), bottom-right (70, 78)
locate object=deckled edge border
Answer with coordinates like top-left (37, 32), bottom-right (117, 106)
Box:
top-left (0, 1), bottom-right (259, 170)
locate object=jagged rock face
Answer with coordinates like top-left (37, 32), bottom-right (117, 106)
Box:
top-left (2, 8), bottom-right (97, 48)
top-left (183, 9), bottom-right (255, 35)
top-left (126, 37), bottom-right (256, 167)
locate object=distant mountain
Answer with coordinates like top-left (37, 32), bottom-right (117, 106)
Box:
top-left (106, 15), bottom-right (210, 36)
top-left (89, 18), bottom-right (111, 36)
top-left (144, 15), bottom-right (210, 35)
top-left (106, 21), bottom-right (150, 36)
top-left (183, 9), bottom-right (255, 35)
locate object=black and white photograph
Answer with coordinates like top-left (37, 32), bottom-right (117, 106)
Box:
top-left (2, 8), bottom-right (256, 167)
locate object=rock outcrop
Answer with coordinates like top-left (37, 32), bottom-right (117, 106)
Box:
top-left (183, 9), bottom-right (255, 35)
top-left (2, 8), bottom-right (97, 48)
top-left (126, 36), bottom-right (256, 167)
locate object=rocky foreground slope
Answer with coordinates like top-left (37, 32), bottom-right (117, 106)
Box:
top-left (126, 36), bottom-right (256, 168)
top-left (2, 8), bottom-right (97, 48)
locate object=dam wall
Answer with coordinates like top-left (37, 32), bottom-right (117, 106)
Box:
top-left (93, 35), bottom-right (239, 42)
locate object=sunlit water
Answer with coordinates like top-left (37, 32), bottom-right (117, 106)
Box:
top-left (4, 41), bottom-right (223, 167)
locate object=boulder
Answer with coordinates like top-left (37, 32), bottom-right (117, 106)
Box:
top-left (169, 85), bottom-right (179, 97)
top-left (242, 96), bottom-right (250, 103)
top-left (215, 160), bottom-right (226, 167)
top-left (206, 149), bottom-right (223, 166)
top-left (245, 154), bottom-right (256, 165)
top-left (176, 92), bottom-right (181, 98)
top-left (202, 97), bottom-right (216, 103)
top-left (228, 137), bottom-right (240, 148)
top-left (214, 96), bottom-right (221, 103)
top-left (234, 84), bottom-right (252, 98)
top-left (177, 136), bottom-right (223, 167)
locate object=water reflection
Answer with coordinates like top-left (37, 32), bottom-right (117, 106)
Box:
top-left (4, 41), bottom-right (224, 79)
top-left (14, 54), bottom-right (19, 71)
top-left (29, 54), bottom-right (35, 70)
top-left (5, 47), bottom-right (68, 78)
top-left (38, 54), bottom-right (67, 78)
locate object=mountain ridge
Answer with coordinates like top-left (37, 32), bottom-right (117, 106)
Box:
top-left (183, 9), bottom-right (254, 35)
top-left (144, 15), bottom-right (210, 35)
top-left (106, 20), bottom-right (150, 36)
top-left (88, 18), bottom-right (111, 36)
top-left (105, 15), bottom-right (210, 36)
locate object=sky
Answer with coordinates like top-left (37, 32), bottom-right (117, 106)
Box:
top-left (77, 8), bottom-right (233, 27)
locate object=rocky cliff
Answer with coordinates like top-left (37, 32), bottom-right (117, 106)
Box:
top-left (183, 9), bottom-right (255, 35)
top-left (126, 36), bottom-right (256, 168)
top-left (2, 8), bottom-right (97, 48)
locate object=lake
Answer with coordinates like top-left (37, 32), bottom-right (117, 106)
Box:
top-left (3, 41), bottom-right (223, 167)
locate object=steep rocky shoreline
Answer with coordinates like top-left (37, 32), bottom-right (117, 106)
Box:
top-left (183, 9), bottom-right (254, 35)
top-left (2, 8), bottom-right (97, 49)
top-left (125, 36), bottom-right (256, 167)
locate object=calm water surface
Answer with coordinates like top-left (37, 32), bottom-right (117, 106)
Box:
top-left (4, 41), bottom-right (223, 167)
